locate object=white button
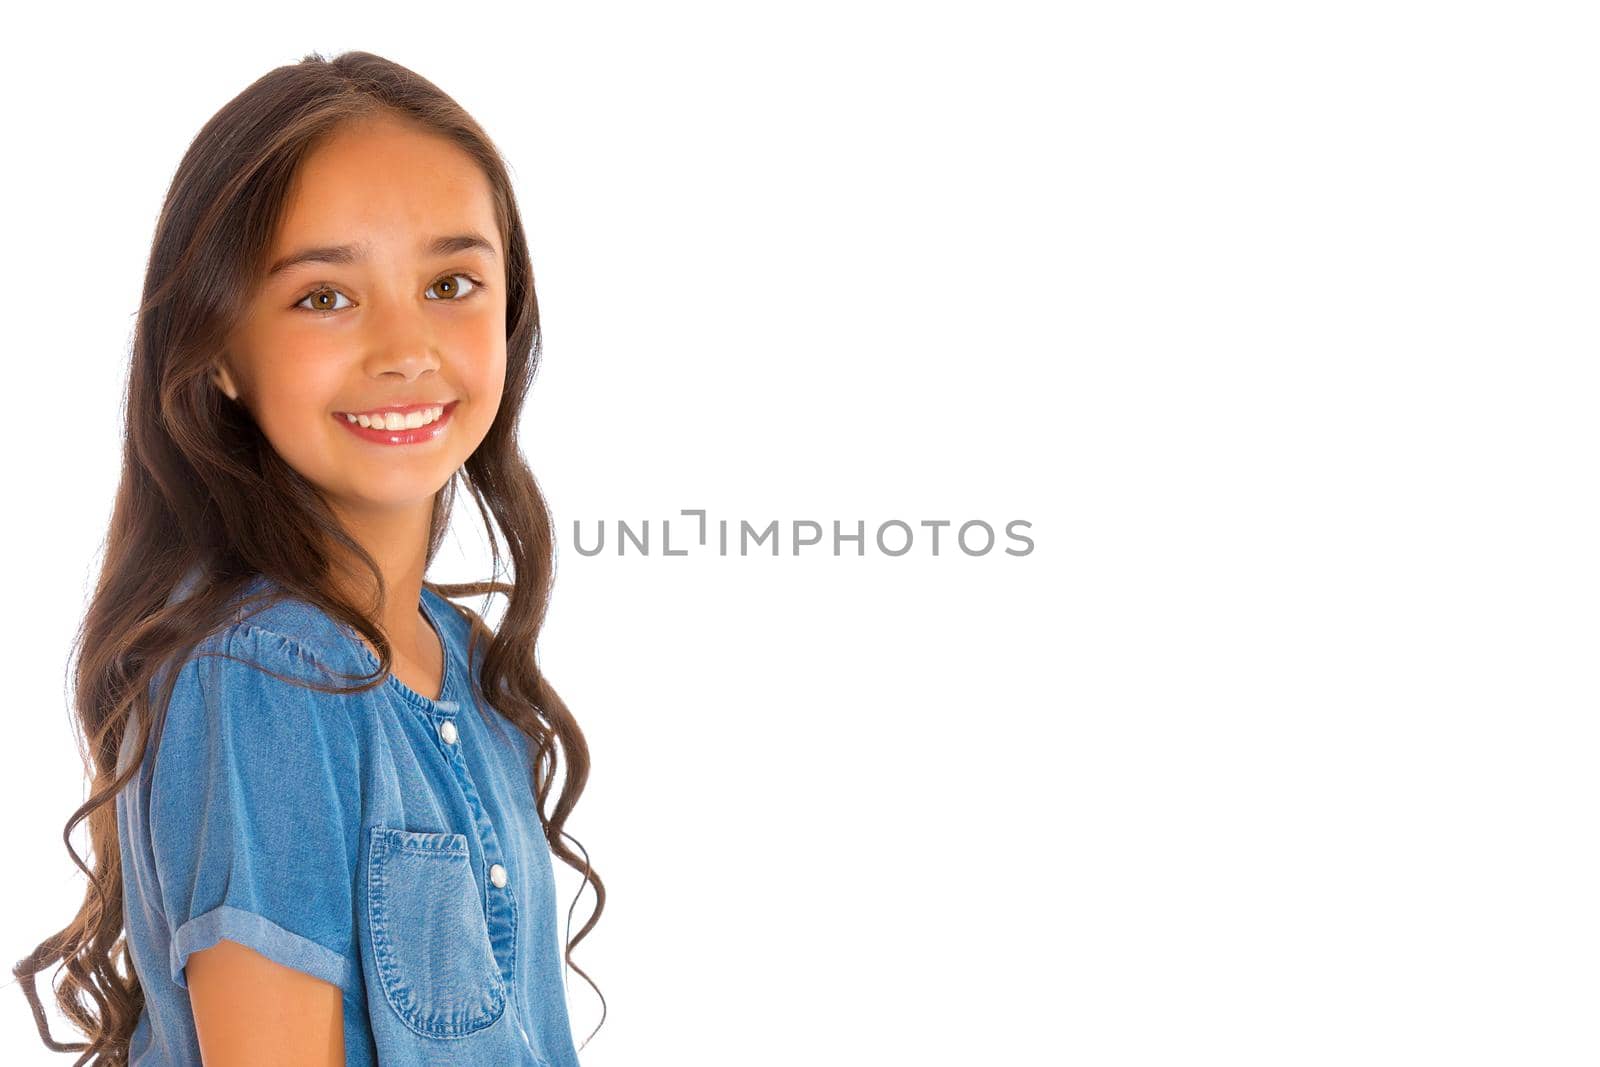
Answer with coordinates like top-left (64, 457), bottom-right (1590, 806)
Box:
top-left (489, 863), bottom-right (508, 888)
top-left (438, 720), bottom-right (458, 745)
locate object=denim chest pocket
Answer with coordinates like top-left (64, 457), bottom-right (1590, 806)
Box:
top-left (367, 826), bottom-right (507, 1038)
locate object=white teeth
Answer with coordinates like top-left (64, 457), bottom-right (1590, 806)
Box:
top-left (344, 405), bottom-right (445, 430)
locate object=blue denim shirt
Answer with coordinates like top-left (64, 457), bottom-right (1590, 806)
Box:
top-left (115, 572), bottom-right (583, 1065)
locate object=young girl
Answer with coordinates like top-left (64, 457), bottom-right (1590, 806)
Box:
top-left (13, 51), bottom-right (605, 1065)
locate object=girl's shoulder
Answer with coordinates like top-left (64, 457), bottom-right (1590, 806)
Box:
top-left (167, 570), bottom-right (369, 674)
top-left (158, 569), bottom-right (487, 702)
top-left (228, 573), bottom-right (367, 673)
top-left (123, 577), bottom-right (374, 783)
top-left (138, 575), bottom-right (377, 733)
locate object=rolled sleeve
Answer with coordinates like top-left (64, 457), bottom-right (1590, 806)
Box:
top-left (170, 905), bottom-right (354, 992)
top-left (148, 623), bottom-right (364, 994)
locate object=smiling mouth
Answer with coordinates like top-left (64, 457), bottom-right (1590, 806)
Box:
top-left (333, 399), bottom-right (460, 443)
top-left (334, 399), bottom-right (458, 429)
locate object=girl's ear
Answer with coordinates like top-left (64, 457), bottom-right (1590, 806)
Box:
top-left (211, 362), bottom-right (240, 401)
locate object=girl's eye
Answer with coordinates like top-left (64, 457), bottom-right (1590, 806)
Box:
top-left (426, 273), bottom-right (481, 302)
top-left (296, 286), bottom-right (353, 314)
top-left (294, 273), bottom-right (485, 315)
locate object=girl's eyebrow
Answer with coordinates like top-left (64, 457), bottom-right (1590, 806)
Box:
top-left (266, 231), bottom-right (498, 276)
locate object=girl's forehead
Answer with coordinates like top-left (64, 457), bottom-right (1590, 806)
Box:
top-left (271, 133), bottom-right (501, 263)
top-left (291, 142), bottom-right (489, 209)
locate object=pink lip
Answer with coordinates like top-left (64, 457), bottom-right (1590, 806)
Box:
top-left (334, 399), bottom-right (459, 446)
top-left (334, 399), bottom-right (455, 416)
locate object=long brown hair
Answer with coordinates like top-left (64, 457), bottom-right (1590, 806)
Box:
top-left (11, 50), bottom-right (605, 1063)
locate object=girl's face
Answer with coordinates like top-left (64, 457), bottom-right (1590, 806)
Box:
top-left (215, 115), bottom-right (508, 520)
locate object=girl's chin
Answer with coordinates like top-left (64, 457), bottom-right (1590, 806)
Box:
top-left (321, 477), bottom-right (456, 515)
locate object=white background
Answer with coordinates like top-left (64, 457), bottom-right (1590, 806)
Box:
top-left (1, 2), bottom-right (1596, 1064)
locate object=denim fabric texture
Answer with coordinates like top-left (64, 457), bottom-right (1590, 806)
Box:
top-left (115, 571), bottom-right (582, 1066)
